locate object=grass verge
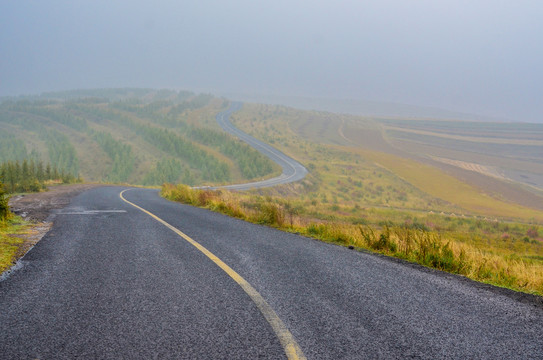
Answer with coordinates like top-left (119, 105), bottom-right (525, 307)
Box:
top-left (162, 183), bottom-right (543, 296)
top-left (0, 216), bottom-right (32, 274)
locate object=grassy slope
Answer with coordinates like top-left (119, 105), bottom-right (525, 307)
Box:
top-left (232, 103), bottom-right (543, 222)
top-left (0, 92), bottom-right (279, 186)
top-left (358, 149), bottom-right (543, 222)
top-left (215, 103), bottom-right (543, 294)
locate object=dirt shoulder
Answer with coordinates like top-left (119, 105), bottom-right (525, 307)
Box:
top-left (8, 184), bottom-right (103, 222)
top-left (4, 184), bottom-right (103, 268)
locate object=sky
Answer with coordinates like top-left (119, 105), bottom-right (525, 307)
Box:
top-left (1, 0), bottom-right (542, 122)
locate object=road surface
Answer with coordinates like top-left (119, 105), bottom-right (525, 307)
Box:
top-left (211, 102), bottom-right (308, 190)
top-left (1, 187), bottom-right (542, 359)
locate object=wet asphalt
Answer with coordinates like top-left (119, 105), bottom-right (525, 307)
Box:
top-left (1, 187), bottom-right (542, 359)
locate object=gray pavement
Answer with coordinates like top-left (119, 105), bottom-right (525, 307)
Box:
top-left (2, 186), bottom-right (542, 359)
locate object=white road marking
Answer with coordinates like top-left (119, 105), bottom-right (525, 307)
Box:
top-left (58, 210), bottom-right (127, 215)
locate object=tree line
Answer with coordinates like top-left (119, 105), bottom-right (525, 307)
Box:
top-left (92, 131), bottom-right (134, 183)
top-left (186, 126), bottom-right (274, 179)
top-left (142, 158), bottom-right (196, 186)
top-left (44, 130), bottom-right (79, 177)
top-left (134, 124), bottom-right (230, 182)
top-left (0, 180), bottom-right (9, 222)
top-left (0, 159), bottom-right (80, 193)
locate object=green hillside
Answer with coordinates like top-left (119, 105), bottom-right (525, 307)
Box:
top-left (0, 89), bottom-right (279, 187)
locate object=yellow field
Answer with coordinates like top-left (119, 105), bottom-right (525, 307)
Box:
top-left (356, 148), bottom-right (543, 222)
top-left (232, 103), bottom-right (543, 222)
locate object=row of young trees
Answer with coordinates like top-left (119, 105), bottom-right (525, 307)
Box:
top-left (67, 105), bottom-right (230, 183)
top-left (92, 131), bottom-right (134, 183)
top-left (0, 134), bottom-right (28, 163)
top-left (186, 126), bottom-right (274, 179)
top-left (167, 94), bottom-right (214, 118)
top-left (135, 124), bottom-right (230, 182)
top-left (3, 102), bottom-right (88, 132)
top-left (142, 158), bottom-right (196, 186)
top-left (0, 159), bottom-right (80, 193)
top-left (44, 130), bottom-right (80, 177)
top-left (2, 94), bottom-right (276, 186)
top-left (79, 102), bottom-right (275, 182)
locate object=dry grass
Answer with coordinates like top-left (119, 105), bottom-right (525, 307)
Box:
top-left (0, 216), bottom-right (30, 273)
top-left (232, 104), bottom-right (543, 221)
top-left (357, 148), bottom-right (543, 222)
top-left (383, 125), bottom-right (543, 146)
top-left (162, 184), bottom-right (543, 295)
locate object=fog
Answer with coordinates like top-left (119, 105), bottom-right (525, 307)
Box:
top-left (1, 0), bottom-right (542, 122)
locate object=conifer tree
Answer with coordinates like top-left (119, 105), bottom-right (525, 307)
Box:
top-left (0, 181), bottom-right (10, 221)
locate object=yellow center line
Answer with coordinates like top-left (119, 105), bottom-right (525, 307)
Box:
top-left (119, 189), bottom-right (306, 360)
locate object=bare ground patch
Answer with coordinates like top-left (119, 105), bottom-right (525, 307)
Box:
top-left (430, 156), bottom-right (507, 180)
top-left (342, 125), bottom-right (543, 213)
top-left (423, 159), bottom-right (543, 212)
top-left (342, 125), bottom-right (402, 155)
top-left (9, 184), bottom-right (102, 223)
top-left (5, 184), bottom-right (103, 267)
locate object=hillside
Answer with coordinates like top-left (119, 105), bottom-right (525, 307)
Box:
top-left (0, 89), bottom-right (279, 187)
top-left (159, 102), bottom-right (543, 294)
top-left (229, 103), bottom-right (543, 221)
top-left (1, 88), bottom-right (543, 293)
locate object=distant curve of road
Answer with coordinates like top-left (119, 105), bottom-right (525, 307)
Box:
top-left (210, 102), bottom-right (308, 190)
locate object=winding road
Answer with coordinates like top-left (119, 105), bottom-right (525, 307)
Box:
top-left (210, 102), bottom-right (308, 190)
top-left (1, 105), bottom-right (543, 358)
top-left (1, 187), bottom-right (542, 359)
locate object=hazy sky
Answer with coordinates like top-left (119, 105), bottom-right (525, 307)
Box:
top-left (1, 1), bottom-right (542, 122)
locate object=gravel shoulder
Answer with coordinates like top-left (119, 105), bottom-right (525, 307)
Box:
top-left (8, 184), bottom-right (102, 222)
top-left (5, 184), bottom-right (103, 266)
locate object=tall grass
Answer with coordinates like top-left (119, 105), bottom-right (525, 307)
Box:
top-left (162, 183), bottom-right (543, 295)
top-left (0, 216), bottom-right (28, 273)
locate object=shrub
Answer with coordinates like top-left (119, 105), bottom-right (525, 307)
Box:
top-left (256, 201), bottom-right (284, 226)
top-left (0, 181), bottom-right (10, 222)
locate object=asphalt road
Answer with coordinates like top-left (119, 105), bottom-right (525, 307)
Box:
top-left (212, 102), bottom-right (308, 190)
top-left (1, 186), bottom-right (542, 359)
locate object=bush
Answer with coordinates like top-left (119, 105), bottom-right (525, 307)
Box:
top-left (0, 181), bottom-right (10, 222)
top-left (256, 202), bottom-right (284, 226)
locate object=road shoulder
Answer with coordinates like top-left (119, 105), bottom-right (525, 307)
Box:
top-left (2, 184), bottom-right (102, 275)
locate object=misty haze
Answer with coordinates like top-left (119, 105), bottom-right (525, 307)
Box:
top-left (2, 1), bottom-right (542, 122)
top-left (1, 1), bottom-right (543, 359)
